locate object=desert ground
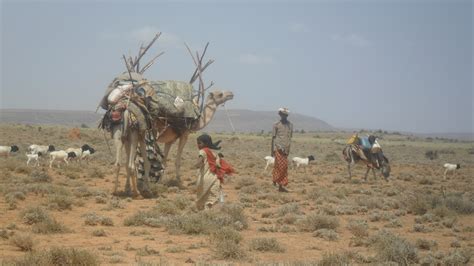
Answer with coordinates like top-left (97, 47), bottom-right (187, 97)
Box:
top-left (0, 124), bottom-right (473, 265)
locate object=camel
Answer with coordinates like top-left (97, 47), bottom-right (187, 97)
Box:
top-left (111, 106), bottom-right (151, 198)
top-left (154, 90), bottom-right (234, 180)
top-left (101, 32), bottom-right (228, 191)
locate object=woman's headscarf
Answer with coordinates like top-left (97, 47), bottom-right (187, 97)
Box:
top-left (197, 134), bottom-right (222, 150)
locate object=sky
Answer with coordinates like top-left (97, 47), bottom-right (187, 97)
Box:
top-left (1, 0), bottom-right (472, 133)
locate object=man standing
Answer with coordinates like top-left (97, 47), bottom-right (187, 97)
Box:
top-left (271, 107), bottom-right (293, 192)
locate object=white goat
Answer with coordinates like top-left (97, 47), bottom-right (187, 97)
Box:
top-left (28, 144), bottom-right (55, 155)
top-left (26, 152), bottom-right (42, 166)
top-left (0, 145), bottom-right (19, 157)
top-left (264, 156), bottom-right (275, 172)
top-left (49, 151), bottom-right (77, 168)
top-left (443, 163), bottom-right (460, 179)
top-left (292, 155), bottom-right (315, 172)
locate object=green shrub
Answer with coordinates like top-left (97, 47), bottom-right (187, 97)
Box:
top-left (30, 170), bottom-right (51, 183)
top-left (445, 195), bottom-right (474, 214)
top-left (12, 247), bottom-right (99, 265)
top-left (371, 230), bottom-right (418, 265)
top-left (319, 252), bottom-right (351, 266)
top-left (347, 219), bottom-right (369, 238)
top-left (10, 233), bottom-right (34, 251)
top-left (298, 213), bottom-right (339, 232)
top-left (312, 229), bottom-right (339, 241)
top-left (210, 227), bottom-right (246, 260)
top-left (83, 212), bottom-right (114, 226)
top-left (249, 238), bottom-right (285, 252)
top-left (21, 206), bottom-right (50, 225)
top-left (32, 218), bottom-right (70, 234)
top-left (47, 195), bottom-right (74, 211)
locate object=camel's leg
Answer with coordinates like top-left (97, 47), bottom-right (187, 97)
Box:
top-left (124, 138), bottom-right (132, 196)
top-left (364, 167), bottom-right (370, 181)
top-left (112, 128), bottom-right (123, 193)
top-left (372, 168), bottom-right (377, 180)
top-left (128, 130), bottom-right (139, 197)
top-left (163, 142), bottom-right (172, 167)
top-left (175, 132), bottom-right (189, 181)
top-left (347, 163), bottom-right (352, 179)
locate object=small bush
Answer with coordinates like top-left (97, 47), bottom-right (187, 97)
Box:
top-left (10, 233), bottom-right (34, 251)
top-left (277, 203), bottom-right (301, 217)
top-left (83, 212), bottom-right (114, 226)
top-left (92, 229), bottom-right (107, 237)
top-left (442, 249), bottom-right (471, 265)
top-left (298, 213), bottom-right (339, 232)
top-left (21, 206), bottom-right (50, 225)
top-left (234, 176), bottom-right (256, 189)
top-left (313, 229), bottom-right (339, 241)
top-left (445, 195), bottom-right (474, 214)
top-left (12, 247), bottom-right (99, 265)
top-left (425, 150), bottom-right (438, 160)
top-left (249, 238), bottom-right (285, 252)
top-left (210, 227), bottom-right (246, 260)
top-left (371, 230), bottom-right (418, 265)
top-left (32, 218), bottom-right (70, 234)
top-left (415, 239), bottom-right (437, 250)
top-left (347, 219), bottom-right (369, 238)
top-left (319, 252), bottom-right (351, 266)
top-left (47, 195), bottom-right (74, 211)
top-left (30, 170), bottom-right (51, 182)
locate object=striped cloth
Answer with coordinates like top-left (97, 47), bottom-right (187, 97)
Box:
top-left (272, 149), bottom-right (289, 186)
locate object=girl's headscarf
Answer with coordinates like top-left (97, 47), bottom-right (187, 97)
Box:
top-left (197, 134), bottom-right (222, 150)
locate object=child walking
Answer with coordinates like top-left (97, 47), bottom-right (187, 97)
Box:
top-left (194, 134), bottom-right (234, 210)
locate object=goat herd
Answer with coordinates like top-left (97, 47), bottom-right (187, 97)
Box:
top-left (0, 144), bottom-right (96, 168)
top-left (0, 142), bottom-right (462, 180)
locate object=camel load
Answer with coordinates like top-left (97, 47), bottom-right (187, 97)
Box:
top-left (98, 32), bottom-right (234, 198)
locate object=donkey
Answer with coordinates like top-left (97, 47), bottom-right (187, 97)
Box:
top-left (342, 145), bottom-right (390, 181)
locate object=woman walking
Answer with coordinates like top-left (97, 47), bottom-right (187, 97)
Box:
top-left (194, 134), bottom-right (234, 210)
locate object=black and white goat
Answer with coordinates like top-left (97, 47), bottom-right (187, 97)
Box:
top-left (443, 163), bottom-right (460, 179)
top-left (28, 144), bottom-right (55, 155)
top-left (81, 147), bottom-right (96, 163)
top-left (0, 145), bottom-right (19, 157)
top-left (292, 155), bottom-right (315, 172)
top-left (49, 151), bottom-right (77, 168)
top-left (65, 144), bottom-right (94, 162)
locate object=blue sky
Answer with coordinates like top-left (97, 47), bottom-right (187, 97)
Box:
top-left (1, 0), bottom-right (472, 133)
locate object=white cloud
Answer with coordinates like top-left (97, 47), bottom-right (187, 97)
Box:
top-left (238, 53), bottom-right (275, 65)
top-left (289, 22), bottom-right (310, 33)
top-left (331, 33), bottom-right (372, 47)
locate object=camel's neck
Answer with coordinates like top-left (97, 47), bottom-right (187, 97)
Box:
top-left (192, 101), bottom-right (218, 130)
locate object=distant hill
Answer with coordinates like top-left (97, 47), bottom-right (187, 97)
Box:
top-left (0, 108), bottom-right (335, 132)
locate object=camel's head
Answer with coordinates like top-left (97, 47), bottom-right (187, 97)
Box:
top-left (206, 90), bottom-right (234, 106)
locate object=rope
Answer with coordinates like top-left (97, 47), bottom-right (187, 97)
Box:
top-left (222, 105), bottom-right (263, 164)
top-left (223, 105), bottom-right (236, 133)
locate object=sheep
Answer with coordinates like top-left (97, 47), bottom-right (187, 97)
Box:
top-left (443, 163), bottom-right (460, 179)
top-left (49, 151), bottom-right (77, 168)
top-left (28, 144), bottom-right (55, 155)
top-left (292, 155), bottom-right (315, 172)
top-left (81, 147), bottom-right (96, 163)
top-left (263, 156), bottom-right (275, 172)
top-left (0, 145), bottom-right (19, 157)
top-left (26, 152), bottom-right (42, 167)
